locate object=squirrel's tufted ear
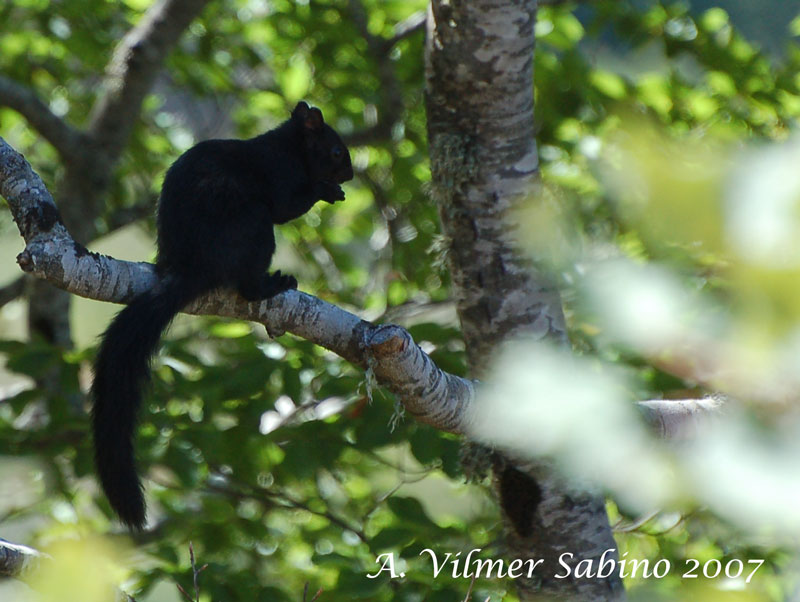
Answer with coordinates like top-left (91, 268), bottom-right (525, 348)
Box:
top-left (303, 107), bottom-right (324, 131)
top-left (292, 101), bottom-right (310, 120)
top-left (292, 101), bottom-right (324, 131)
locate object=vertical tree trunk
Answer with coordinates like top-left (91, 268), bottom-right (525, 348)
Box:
top-left (424, 1), bottom-right (624, 599)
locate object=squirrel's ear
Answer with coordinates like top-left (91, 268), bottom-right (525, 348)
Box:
top-left (303, 107), bottom-right (324, 131)
top-left (292, 102), bottom-right (324, 131)
top-left (292, 101), bottom-right (310, 120)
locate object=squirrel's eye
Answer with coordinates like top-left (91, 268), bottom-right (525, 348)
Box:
top-left (331, 146), bottom-right (343, 160)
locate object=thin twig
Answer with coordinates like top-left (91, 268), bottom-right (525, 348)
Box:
top-left (382, 10), bottom-right (426, 52)
top-left (0, 275), bottom-right (25, 309)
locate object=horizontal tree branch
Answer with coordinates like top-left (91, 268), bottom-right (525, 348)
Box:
top-left (0, 198), bottom-right (154, 311)
top-left (637, 396), bottom-right (724, 439)
top-left (0, 135), bottom-right (719, 444)
top-left (0, 135), bottom-right (475, 435)
top-left (0, 537), bottom-right (46, 578)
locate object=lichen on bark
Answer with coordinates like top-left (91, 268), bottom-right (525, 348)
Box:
top-left (425, 1), bottom-right (625, 599)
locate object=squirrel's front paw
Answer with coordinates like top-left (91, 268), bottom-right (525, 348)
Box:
top-left (316, 182), bottom-right (345, 203)
top-left (329, 184), bottom-right (345, 202)
top-left (272, 270), bottom-right (298, 292)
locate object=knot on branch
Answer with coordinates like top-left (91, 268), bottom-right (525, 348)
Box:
top-left (16, 249), bottom-right (34, 272)
top-left (363, 324), bottom-right (475, 434)
top-left (366, 324), bottom-right (409, 357)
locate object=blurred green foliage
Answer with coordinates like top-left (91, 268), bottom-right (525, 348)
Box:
top-left (1, 0), bottom-right (799, 600)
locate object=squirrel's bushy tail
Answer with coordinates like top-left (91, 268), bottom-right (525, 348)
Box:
top-left (91, 275), bottom-right (204, 529)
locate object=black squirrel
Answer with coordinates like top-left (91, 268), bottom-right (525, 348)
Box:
top-left (91, 101), bottom-right (353, 529)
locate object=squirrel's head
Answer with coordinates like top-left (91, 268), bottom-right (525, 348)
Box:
top-left (292, 101), bottom-right (354, 185)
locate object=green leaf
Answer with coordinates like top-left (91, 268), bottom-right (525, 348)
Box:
top-left (280, 54), bottom-right (312, 102)
top-left (335, 569), bottom-right (388, 598)
top-left (700, 7), bottom-right (729, 33)
top-left (209, 321), bottom-right (252, 338)
top-left (371, 526), bottom-right (417, 550)
top-left (386, 496), bottom-right (437, 529)
top-left (791, 15), bottom-right (800, 37)
top-left (590, 70), bottom-right (627, 99)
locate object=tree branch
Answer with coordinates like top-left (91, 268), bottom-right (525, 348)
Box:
top-left (0, 196), bottom-right (154, 311)
top-left (0, 538), bottom-right (46, 578)
top-left (105, 197), bottom-right (158, 232)
top-left (0, 75), bottom-right (87, 159)
top-left (382, 11), bottom-right (426, 52)
top-left (0, 134), bottom-right (720, 441)
top-left (0, 135), bottom-right (476, 436)
top-left (343, 0), bottom-right (411, 147)
top-left (0, 275), bottom-right (26, 309)
top-left (638, 396), bottom-right (724, 439)
top-left (87, 0), bottom-right (213, 159)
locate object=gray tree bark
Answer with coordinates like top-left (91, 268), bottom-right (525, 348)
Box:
top-left (0, 0), bottom-right (723, 594)
top-left (425, 1), bottom-right (624, 599)
top-left (0, 135), bottom-right (714, 451)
